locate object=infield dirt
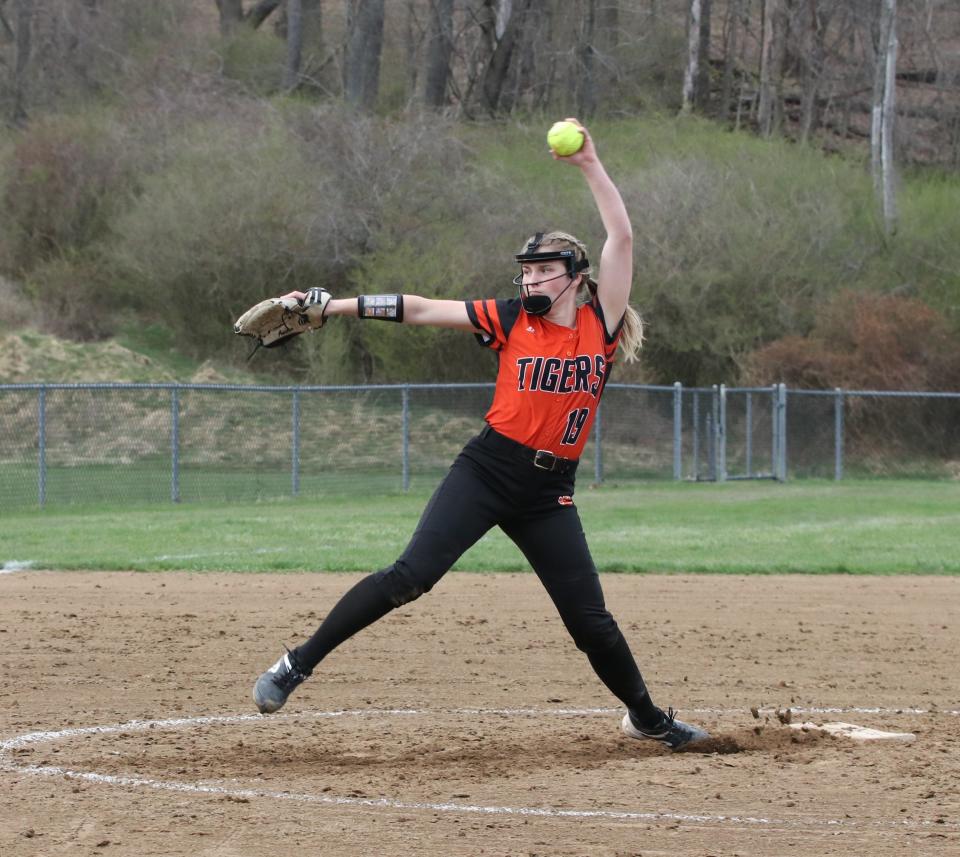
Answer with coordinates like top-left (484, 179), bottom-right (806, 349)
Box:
top-left (1, 571), bottom-right (958, 856)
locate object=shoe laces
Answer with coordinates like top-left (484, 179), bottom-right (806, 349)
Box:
top-left (648, 707), bottom-right (677, 737)
top-left (631, 707), bottom-right (676, 738)
top-left (274, 648), bottom-right (309, 689)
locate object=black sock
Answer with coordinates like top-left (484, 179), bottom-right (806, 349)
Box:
top-left (293, 574), bottom-right (395, 671)
top-left (586, 633), bottom-right (664, 730)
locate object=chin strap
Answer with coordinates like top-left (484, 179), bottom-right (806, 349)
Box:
top-left (517, 273), bottom-right (579, 316)
top-left (514, 235), bottom-right (590, 316)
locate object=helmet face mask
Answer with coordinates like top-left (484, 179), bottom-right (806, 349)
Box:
top-left (514, 235), bottom-right (589, 316)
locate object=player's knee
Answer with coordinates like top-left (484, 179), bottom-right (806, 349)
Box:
top-left (373, 562), bottom-right (433, 608)
top-left (568, 611), bottom-right (621, 654)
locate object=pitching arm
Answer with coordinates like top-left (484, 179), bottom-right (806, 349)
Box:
top-left (552, 119), bottom-right (634, 336)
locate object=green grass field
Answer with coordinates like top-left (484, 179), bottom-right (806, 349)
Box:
top-left (2, 480), bottom-right (958, 574)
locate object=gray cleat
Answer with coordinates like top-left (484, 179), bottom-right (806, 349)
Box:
top-left (253, 649), bottom-right (311, 714)
top-left (621, 707), bottom-right (710, 750)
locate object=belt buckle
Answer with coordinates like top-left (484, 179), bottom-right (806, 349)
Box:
top-left (533, 449), bottom-right (555, 471)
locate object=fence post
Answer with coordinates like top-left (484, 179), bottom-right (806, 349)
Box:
top-left (775, 383), bottom-right (788, 482)
top-left (717, 384), bottom-right (728, 482)
top-left (834, 387), bottom-right (844, 482)
top-left (672, 382), bottom-right (682, 481)
top-left (37, 386), bottom-right (47, 507)
top-left (593, 401), bottom-right (603, 484)
top-left (770, 385), bottom-right (779, 481)
top-left (708, 385), bottom-right (720, 481)
top-left (401, 385), bottom-right (410, 493)
top-left (706, 403), bottom-right (716, 481)
top-left (692, 391), bottom-right (700, 481)
top-left (745, 391), bottom-right (753, 477)
top-left (170, 387), bottom-right (180, 503)
top-left (292, 389), bottom-right (301, 497)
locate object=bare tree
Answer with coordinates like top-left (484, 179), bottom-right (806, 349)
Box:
top-left (757, 0), bottom-right (787, 135)
top-left (11, 0), bottom-right (32, 125)
top-left (273, 0), bottom-right (324, 92)
top-left (301, 0), bottom-right (327, 92)
top-left (719, 0), bottom-right (744, 123)
top-left (424, 0), bottom-right (455, 107)
top-left (682, 0), bottom-right (702, 113)
top-left (478, 0), bottom-right (534, 115)
top-left (577, 0), bottom-right (597, 117)
top-left (698, 0), bottom-right (713, 107)
top-left (795, 0), bottom-right (833, 144)
top-left (344, 0), bottom-right (385, 111)
top-left (871, 0), bottom-right (898, 234)
top-left (592, 0), bottom-right (620, 106)
top-left (284, 0), bottom-right (303, 90)
top-left (682, 0), bottom-right (712, 113)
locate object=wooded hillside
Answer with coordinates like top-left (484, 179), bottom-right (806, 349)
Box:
top-left (0, 1), bottom-right (958, 389)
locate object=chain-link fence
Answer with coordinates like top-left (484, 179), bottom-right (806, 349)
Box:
top-left (2, 382), bottom-right (958, 509)
top-left (787, 388), bottom-right (960, 479)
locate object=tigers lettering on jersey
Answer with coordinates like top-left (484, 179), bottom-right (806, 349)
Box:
top-left (515, 354), bottom-right (606, 396)
top-left (464, 296), bottom-right (623, 459)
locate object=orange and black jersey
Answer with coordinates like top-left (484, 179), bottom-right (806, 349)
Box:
top-left (465, 297), bottom-right (624, 460)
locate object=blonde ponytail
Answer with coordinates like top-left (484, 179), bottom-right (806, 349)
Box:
top-left (616, 305), bottom-right (645, 363)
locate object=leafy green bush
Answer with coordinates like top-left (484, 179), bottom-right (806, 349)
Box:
top-left (315, 119), bottom-right (584, 382)
top-left (0, 112), bottom-right (139, 274)
top-left (23, 252), bottom-right (118, 340)
top-left (107, 106), bottom-right (470, 369)
top-left (107, 117), bottom-right (334, 360)
top-left (0, 275), bottom-right (32, 333)
top-left (889, 173), bottom-right (960, 332)
top-left (618, 121), bottom-right (880, 384)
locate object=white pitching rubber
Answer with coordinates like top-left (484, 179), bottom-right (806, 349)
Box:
top-left (790, 721), bottom-right (916, 742)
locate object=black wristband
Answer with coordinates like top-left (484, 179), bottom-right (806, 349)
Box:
top-left (358, 294), bottom-right (404, 322)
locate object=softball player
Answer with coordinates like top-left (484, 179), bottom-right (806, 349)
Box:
top-left (253, 121), bottom-right (708, 750)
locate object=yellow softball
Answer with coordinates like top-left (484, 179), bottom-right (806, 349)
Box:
top-left (547, 121), bottom-right (585, 157)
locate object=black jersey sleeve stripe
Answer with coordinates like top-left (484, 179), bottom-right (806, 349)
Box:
top-left (480, 300), bottom-right (495, 332)
top-left (495, 298), bottom-right (523, 343)
top-left (468, 299), bottom-right (498, 349)
top-left (465, 299), bottom-right (481, 330)
top-left (484, 300), bottom-right (501, 339)
top-left (467, 298), bottom-right (490, 347)
top-left (485, 300), bottom-right (507, 351)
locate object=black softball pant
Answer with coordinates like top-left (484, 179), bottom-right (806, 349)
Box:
top-left (293, 426), bottom-right (661, 724)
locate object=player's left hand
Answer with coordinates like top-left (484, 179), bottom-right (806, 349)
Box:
top-left (234, 287), bottom-right (331, 349)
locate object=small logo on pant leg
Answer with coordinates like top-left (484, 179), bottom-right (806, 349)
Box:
top-left (557, 495), bottom-right (574, 506)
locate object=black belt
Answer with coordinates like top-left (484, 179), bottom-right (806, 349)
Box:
top-left (478, 425), bottom-right (578, 475)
